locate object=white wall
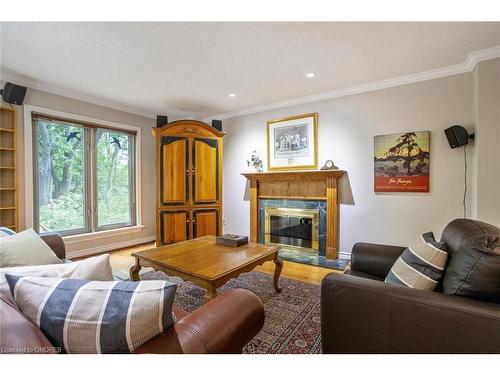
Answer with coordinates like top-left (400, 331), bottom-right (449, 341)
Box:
top-left (473, 57), bottom-right (500, 227)
top-left (1, 82), bottom-right (157, 256)
top-left (222, 73), bottom-right (474, 255)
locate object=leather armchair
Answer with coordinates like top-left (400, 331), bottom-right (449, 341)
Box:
top-left (321, 219), bottom-right (500, 354)
top-left (1, 235), bottom-right (265, 354)
top-left (40, 233), bottom-right (66, 260)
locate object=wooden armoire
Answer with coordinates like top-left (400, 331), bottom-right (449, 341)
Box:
top-left (153, 120), bottom-right (225, 246)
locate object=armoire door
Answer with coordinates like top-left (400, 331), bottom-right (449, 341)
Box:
top-left (160, 136), bottom-right (189, 205)
top-left (192, 138), bottom-right (219, 204)
top-left (160, 210), bottom-right (189, 245)
top-left (193, 209), bottom-right (219, 238)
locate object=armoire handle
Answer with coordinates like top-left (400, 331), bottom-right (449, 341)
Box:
top-left (192, 168), bottom-right (196, 174)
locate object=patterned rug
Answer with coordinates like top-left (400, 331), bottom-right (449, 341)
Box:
top-left (140, 270), bottom-right (322, 354)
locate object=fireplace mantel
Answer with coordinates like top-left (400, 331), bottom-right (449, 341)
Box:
top-left (242, 170), bottom-right (345, 181)
top-left (242, 170), bottom-right (346, 259)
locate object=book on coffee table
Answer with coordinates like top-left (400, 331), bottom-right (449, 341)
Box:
top-left (216, 234), bottom-right (249, 247)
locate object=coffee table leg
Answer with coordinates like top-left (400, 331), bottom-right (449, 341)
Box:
top-left (273, 255), bottom-right (283, 293)
top-left (204, 285), bottom-right (218, 302)
top-left (130, 259), bottom-right (142, 281)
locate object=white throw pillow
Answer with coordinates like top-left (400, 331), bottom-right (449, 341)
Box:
top-left (0, 253), bottom-right (114, 306)
top-left (0, 228), bottom-right (63, 268)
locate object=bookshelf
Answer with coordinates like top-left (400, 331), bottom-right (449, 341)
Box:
top-left (0, 106), bottom-right (18, 231)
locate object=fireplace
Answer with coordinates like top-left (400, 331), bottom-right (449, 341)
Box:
top-left (264, 207), bottom-right (319, 253)
top-left (243, 170), bottom-right (345, 259)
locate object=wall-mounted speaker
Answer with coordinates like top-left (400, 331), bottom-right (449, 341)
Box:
top-left (444, 125), bottom-right (473, 149)
top-left (212, 119), bottom-right (222, 132)
top-left (1, 82), bottom-right (27, 105)
top-left (156, 115), bottom-right (168, 128)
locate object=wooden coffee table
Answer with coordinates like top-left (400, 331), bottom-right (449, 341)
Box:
top-left (130, 236), bottom-right (283, 302)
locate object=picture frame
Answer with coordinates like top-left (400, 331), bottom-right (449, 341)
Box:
top-left (267, 113), bottom-right (318, 171)
top-left (374, 131), bottom-right (430, 192)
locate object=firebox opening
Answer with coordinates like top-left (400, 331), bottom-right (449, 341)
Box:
top-left (264, 207), bottom-right (319, 253)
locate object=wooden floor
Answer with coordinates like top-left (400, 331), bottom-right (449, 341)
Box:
top-left (108, 242), bottom-right (346, 284)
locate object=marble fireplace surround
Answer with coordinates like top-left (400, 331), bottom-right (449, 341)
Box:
top-left (242, 170), bottom-right (345, 259)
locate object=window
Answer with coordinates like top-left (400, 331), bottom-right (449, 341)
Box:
top-left (32, 113), bottom-right (136, 235)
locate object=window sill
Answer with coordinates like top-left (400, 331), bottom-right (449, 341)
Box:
top-left (63, 225), bottom-right (146, 244)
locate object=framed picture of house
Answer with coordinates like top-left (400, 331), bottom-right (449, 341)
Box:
top-left (267, 113), bottom-right (318, 171)
top-left (374, 131), bottom-right (430, 192)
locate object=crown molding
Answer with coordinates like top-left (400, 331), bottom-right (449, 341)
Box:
top-left (204, 45), bottom-right (500, 121)
top-left (2, 45), bottom-right (499, 122)
top-left (0, 68), bottom-right (158, 119)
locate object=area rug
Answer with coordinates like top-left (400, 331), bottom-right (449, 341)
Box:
top-left (140, 270), bottom-right (322, 354)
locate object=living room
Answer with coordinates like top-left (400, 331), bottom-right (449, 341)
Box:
top-left (1, 1), bottom-right (500, 373)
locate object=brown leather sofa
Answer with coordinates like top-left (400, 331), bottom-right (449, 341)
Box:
top-left (321, 219), bottom-right (500, 354)
top-left (1, 234), bottom-right (265, 354)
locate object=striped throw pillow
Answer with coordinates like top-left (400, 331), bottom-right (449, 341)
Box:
top-left (0, 227), bottom-right (16, 238)
top-left (5, 275), bottom-right (177, 353)
top-left (385, 232), bottom-right (448, 290)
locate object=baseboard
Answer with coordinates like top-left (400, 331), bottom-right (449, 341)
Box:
top-left (66, 235), bottom-right (156, 259)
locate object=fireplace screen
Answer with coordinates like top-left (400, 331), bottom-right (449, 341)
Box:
top-left (264, 207), bottom-right (319, 252)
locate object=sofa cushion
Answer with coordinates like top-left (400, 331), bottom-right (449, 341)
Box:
top-left (0, 253), bottom-right (114, 306)
top-left (5, 275), bottom-right (177, 353)
top-left (385, 232), bottom-right (448, 290)
top-left (441, 219), bottom-right (500, 303)
top-left (0, 228), bottom-right (62, 268)
top-left (344, 269), bottom-right (384, 281)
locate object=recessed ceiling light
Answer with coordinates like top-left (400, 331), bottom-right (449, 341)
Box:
top-left (228, 93), bottom-right (236, 98)
top-left (306, 72), bottom-right (315, 78)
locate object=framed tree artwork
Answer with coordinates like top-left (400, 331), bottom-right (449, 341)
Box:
top-left (267, 113), bottom-right (318, 171)
top-left (374, 131), bottom-right (430, 192)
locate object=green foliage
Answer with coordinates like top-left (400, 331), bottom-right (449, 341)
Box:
top-left (38, 122), bottom-right (84, 195)
top-left (37, 121), bottom-right (132, 232)
top-left (39, 191), bottom-right (85, 232)
top-left (96, 130), bottom-right (131, 226)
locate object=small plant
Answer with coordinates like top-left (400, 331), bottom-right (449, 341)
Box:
top-left (247, 150), bottom-right (263, 172)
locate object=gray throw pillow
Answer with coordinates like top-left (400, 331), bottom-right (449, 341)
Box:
top-left (385, 232), bottom-right (448, 290)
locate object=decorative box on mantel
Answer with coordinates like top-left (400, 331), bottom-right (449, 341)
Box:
top-left (242, 170), bottom-right (345, 259)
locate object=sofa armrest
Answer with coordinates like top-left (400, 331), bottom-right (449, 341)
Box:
top-left (351, 242), bottom-right (406, 279)
top-left (40, 233), bottom-right (66, 260)
top-left (321, 273), bottom-right (500, 353)
top-left (133, 289), bottom-right (265, 354)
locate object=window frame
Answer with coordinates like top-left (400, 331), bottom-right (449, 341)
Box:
top-left (27, 107), bottom-right (141, 237)
top-left (32, 121), bottom-right (92, 236)
top-left (93, 128), bottom-right (136, 232)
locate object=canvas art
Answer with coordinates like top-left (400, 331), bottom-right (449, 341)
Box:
top-left (267, 113), bottom-right (318, 170)
top-left (374, 131), bottom-right (430, 192)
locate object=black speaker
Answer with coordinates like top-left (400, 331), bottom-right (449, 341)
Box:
top-left (156, 115), bottom-right (168, 128)
top-left (212, 119), bottom-right (222, 132)
top-left (444, 125), bottom-right (473, 149)
top-left (1, 82), bottom-right (27, 105)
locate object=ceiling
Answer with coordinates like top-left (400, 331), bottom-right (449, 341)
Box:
top-left (1, 22), bottom-right (500, 119)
